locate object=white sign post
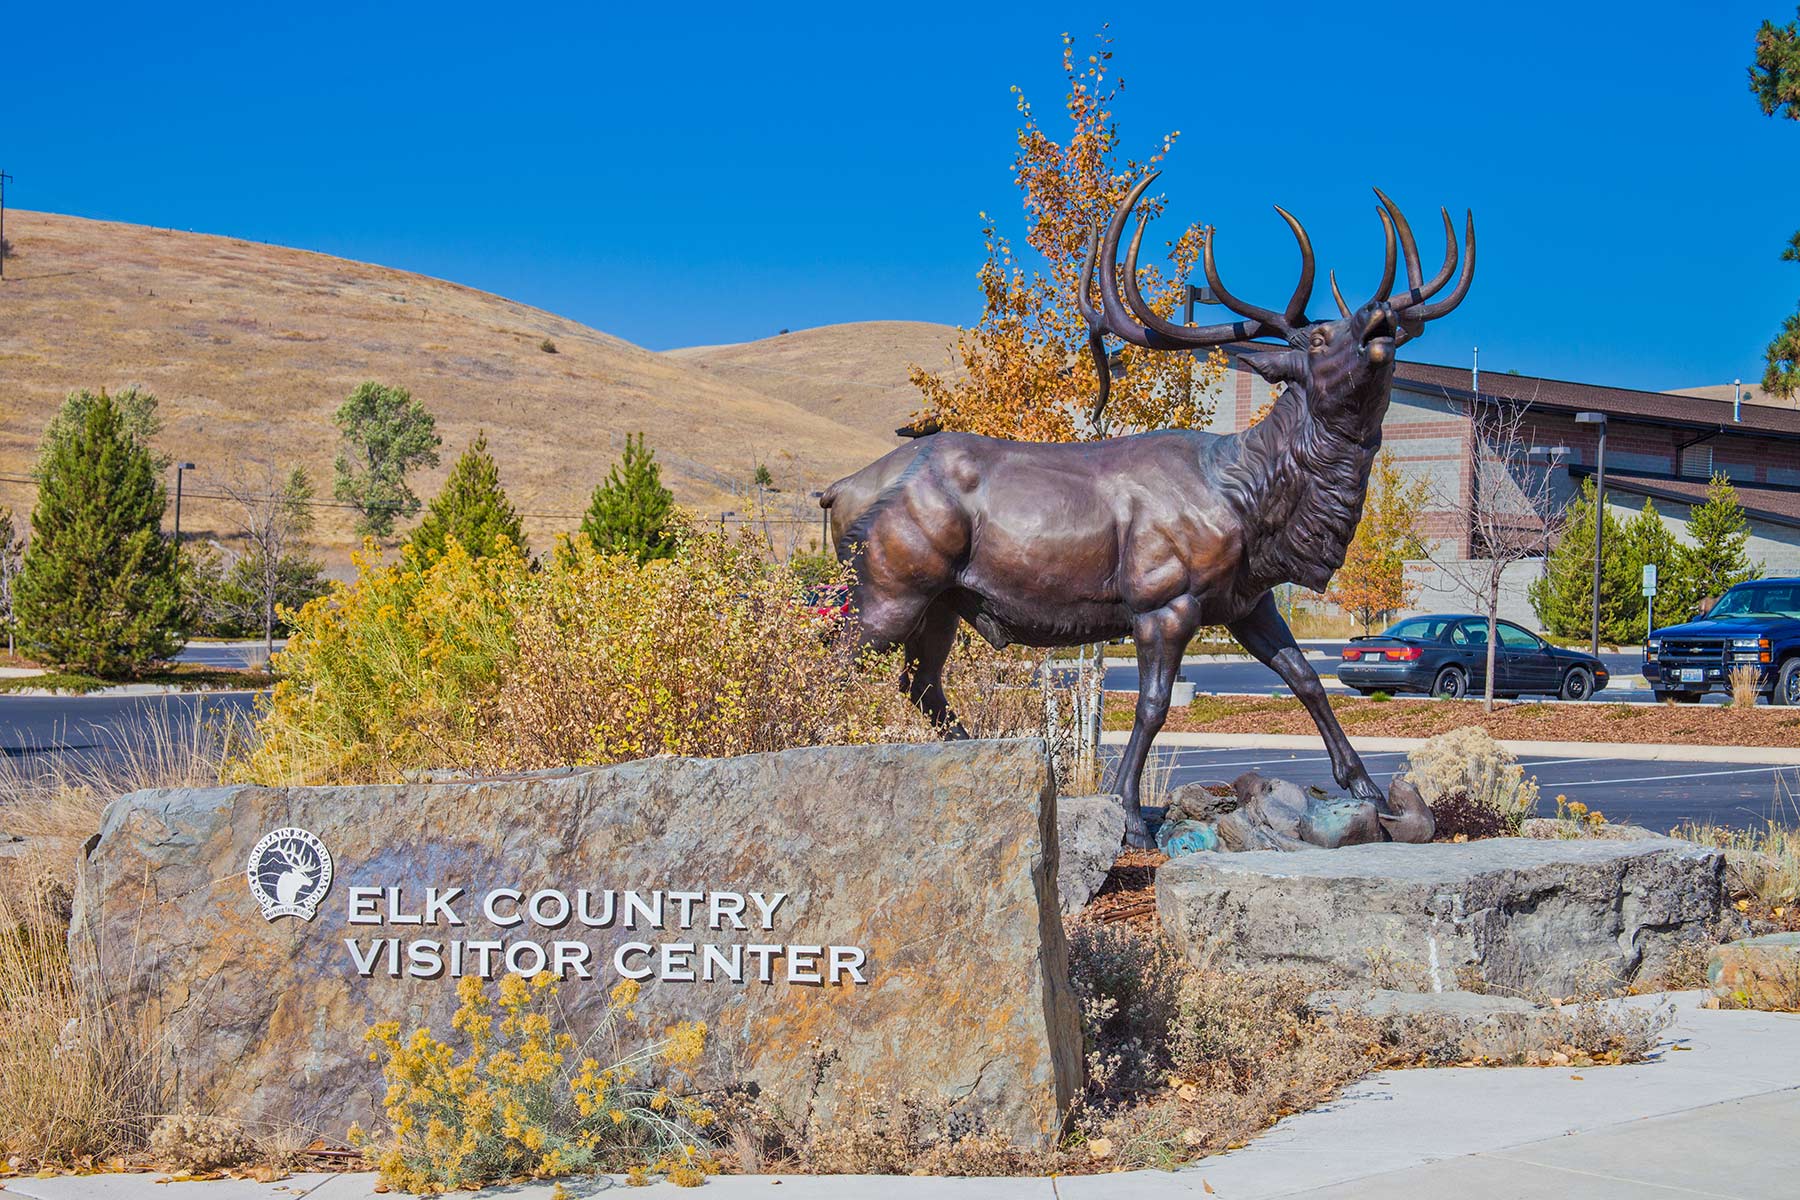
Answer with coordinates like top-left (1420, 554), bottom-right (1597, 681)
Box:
top-left (1642, 563), bottom-right (1658, 641)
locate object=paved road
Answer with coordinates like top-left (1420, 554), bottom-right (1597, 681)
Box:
top-left (1099, 645), bottom-right (1685, 703)
top-left (1141, 744), bottom-right (1791, 831)
top-left (0, 691), bottom-right (259, 757)
top-left (175, 640), bottom-right (282, 668)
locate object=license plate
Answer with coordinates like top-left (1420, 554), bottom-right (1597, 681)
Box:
top-left (1679, 668), bottom-right (1704, 683)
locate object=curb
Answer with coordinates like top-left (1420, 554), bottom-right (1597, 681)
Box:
top-left (1103, 729), bottom-right (1800, 764)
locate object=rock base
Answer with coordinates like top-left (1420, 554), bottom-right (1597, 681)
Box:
top-left (1158, 836), bottom-right (1723, 997)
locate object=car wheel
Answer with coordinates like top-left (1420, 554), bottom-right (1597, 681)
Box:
top-left (1774, 659), bottom-right (1800, 707)
top-left (1430, 666), bottom-right (1467, 699)
top-left (1560, 666), bottom-right (1594, 702)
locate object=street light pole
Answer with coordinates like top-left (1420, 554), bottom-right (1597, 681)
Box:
top-left (1575, 413), bottom-right (1607, 656)
top-left (174, 461), bottom-right (197, 544)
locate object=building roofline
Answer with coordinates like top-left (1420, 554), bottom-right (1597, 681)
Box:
top-left (1568, 466), bottom-right (1800, 532)
top-left (1390, 361), bottom-right (1800, 444)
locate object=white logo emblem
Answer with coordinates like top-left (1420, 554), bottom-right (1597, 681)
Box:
top-left (247, 828), bottom-right (333, 922)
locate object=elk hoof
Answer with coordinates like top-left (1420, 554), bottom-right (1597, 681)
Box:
top-left (1378, 778), bottom-right (1436, 844)
top-left (1123, 810), bottom-right (1159, 851)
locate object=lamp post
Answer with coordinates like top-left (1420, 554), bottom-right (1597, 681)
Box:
top-left (173, 462), bottom-right (197, 545)
top-left (1574, 413), bottom-right (1607, 656)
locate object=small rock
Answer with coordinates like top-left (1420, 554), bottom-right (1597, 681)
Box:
top-left (1157, 819), bottom-right (1219, 856)
top-left (1707, 932), bottom-right (1800, 1011)
top-left (1058, 795), bottom-right (1126, 916)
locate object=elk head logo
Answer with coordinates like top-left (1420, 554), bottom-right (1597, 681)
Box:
top-left (247, 827), bottom-right (333, 922)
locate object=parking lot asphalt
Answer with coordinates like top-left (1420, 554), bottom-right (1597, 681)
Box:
top-left (1144, 744), bottom-right (1793, 832)
top-left (1101, 645), bottom-right (1665, 701)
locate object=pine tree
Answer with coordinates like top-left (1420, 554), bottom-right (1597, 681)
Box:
top-left (409, 432), bottom-right (529, 562)
top-left (1670, 473), bottom-right (1762, 619)
top-left (1617, 497), bottom-right (1685, 636)
top-left (15, 388), bottom-right (185, 675)
top-left (579, 433), bottom-right (676, 563)
top-left (1529, 479), bottom-right (1636, 643)
top-left (1326, 450), bottom-right (1429, 631)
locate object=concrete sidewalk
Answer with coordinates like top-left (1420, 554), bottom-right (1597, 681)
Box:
top-left (1108, 728), bottom-right (1800, 765)
top-left (7, 995), bottom-right (1796, 1199)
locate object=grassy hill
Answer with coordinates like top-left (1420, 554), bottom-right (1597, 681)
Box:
top-left (668, 320), bottom-right (961, 445)
top-left (0, 211), bottom-right (909, 565)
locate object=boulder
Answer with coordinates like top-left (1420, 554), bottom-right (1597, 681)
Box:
top-left (1707, 932), bottom-right (1800, 1011)
top-left (1056, 794), bottom-right (1124, 915)
top-left (70, 738), bottom-right (1081, 1147)
top-left (1158, 836), bottom-right (1723, 997)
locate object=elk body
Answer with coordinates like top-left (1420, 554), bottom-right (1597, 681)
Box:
top-left (822, 179), bottom-right (1473, 846)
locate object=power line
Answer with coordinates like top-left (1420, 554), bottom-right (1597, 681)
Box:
top-left (0, 473), bottom-right (825, 524)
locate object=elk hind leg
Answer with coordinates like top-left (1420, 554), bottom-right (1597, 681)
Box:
top-left (1111, 600), bottom-right (1200, 848)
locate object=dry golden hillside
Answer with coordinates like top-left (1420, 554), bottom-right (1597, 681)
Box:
top-left (0, 211), bottom-right (902, 565)
top-left (669, 320), bottom-right (961, 443)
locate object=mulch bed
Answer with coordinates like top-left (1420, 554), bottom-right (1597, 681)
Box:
top-left (1083, 848), bottom-right (1168, 926)
top-left (1105, 692), bottom-right (1800, 748)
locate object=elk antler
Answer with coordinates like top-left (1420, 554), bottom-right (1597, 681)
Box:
top-left (1370, 189), bottom-right (1476, 345)
top-left (1080, 172), bottom-right (1315, 419)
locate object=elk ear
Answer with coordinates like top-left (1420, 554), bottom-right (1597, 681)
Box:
top-left (1236, 348), bottom-right (1303, 384)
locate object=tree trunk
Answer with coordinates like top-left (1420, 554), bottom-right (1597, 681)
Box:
top-left (264, 593), bottom-right (276, 666)
top-left (1484, 578), bottom-right (1500, 713)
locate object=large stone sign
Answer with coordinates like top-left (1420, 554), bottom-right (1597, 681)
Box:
top-left (70, 739), bottom-right (1081, 1147)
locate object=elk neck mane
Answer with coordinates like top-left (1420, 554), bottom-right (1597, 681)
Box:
top-left (1215, 379), bottom-right (1385, 594)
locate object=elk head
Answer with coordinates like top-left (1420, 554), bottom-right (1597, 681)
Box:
top-left (1078, 174), bottom-right (1475, 430)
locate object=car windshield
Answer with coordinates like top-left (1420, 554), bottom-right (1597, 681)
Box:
top-left (1381, 617), bottom-right (1450, 642)
top-left (1708, 584), bottom-right (1800, 620)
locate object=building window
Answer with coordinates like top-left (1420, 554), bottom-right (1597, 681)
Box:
top-left (1680, 444), bottom-right (1713, 479)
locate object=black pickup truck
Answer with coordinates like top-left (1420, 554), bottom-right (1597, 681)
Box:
top-left (1644, 578), bottom-right (1800, 704)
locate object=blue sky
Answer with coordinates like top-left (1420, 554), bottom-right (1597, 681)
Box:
top-left (8, 2), bottom-right (1798, 391)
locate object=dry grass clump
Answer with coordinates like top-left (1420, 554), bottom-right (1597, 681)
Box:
top-left (1065, 924), bottom-right (1378, 1170)
top-left (1679, 819), bottom-right (1800, 909)
top-left (145, 1115), bottom-right (260, 1172)
top-left (1405, 726), bottom-right (1538, 830)
top-left (0, 880), bottom-right (167, 1166)
top-left (1730, 664), bottom-right (1763, 708)
top-left (0, 706), bottom-right (238, 1168)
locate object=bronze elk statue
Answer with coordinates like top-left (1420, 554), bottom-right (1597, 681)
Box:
top-left (821, 176), bottom-right (1474, 846)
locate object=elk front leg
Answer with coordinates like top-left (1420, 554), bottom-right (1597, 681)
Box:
top-left (1110, 602), bottom-right (1200, 849)
top-left (900, 598), bottom-right (969, 739)
top-left (1227, 592), bottom-right (1382, 804)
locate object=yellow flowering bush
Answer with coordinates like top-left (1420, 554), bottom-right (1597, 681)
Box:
top-left (237, 526), bottom-right (929, 784)
top-left (240, 538), bottom-right (522, 783)
top-left (357, 973), bottom-right (718, 1193)
top-left (494, 532), bottom-right (914, 767)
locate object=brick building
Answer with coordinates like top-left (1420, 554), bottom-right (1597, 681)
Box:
top-left (1212, 350), bottom-right (1800, 623)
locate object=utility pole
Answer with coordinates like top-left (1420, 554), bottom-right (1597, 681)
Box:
top-left (0, 169), bottom-right (12, 281)
top-left (174, 461), bottom-right (197, 544)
